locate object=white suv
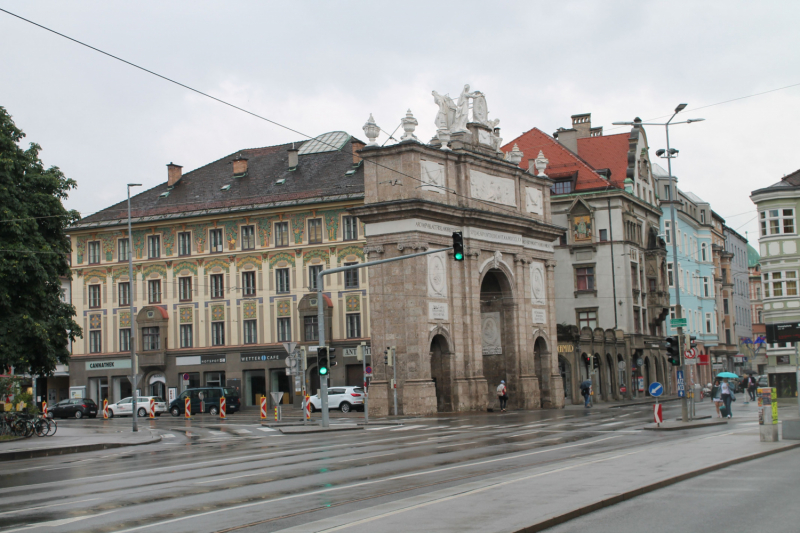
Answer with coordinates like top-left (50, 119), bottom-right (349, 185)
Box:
top-left (106, 397), bottom-right (167, 418)
top-left (308, 387), bottom-right (365, 413)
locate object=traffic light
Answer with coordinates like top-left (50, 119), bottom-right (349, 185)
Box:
top-left (384, 346), bottom-right (395, 366)
top-left (452, 232), bottom-right (464, 261)
top-left (318, 346), bottom-right (329, 376)
top-left (666, 336), bottom-right (680, 366)
top-left (689, 336), bottom-right (697, 350)
top-left (329, 347), bottom-right (338, 368)
top-left (582, 353), bottom-right (591, 367)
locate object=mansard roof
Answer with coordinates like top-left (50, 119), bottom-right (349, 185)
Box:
top-left (73, 135), bottom-right (365, 228)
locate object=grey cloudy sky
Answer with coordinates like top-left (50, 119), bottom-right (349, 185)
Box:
top-left (2, 1), bottom-right (799, 246)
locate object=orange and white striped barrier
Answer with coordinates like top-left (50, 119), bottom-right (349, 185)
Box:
top-left (274, 405), bottom-right (278, 421)
top-left (185, 396), bottom-right (191, 419)
top-left (149, 398), bottom-right (155, 419)
top-left (305, 395), bottom-right (311, 420)
top-left (260, 396), bottom-right (267, 420)
top-left (42, 401), bottom-right (47, 417)
top-left (220, 396), bottom-right (226, 419)
top-left (103, 399), bottom-right (108, 419)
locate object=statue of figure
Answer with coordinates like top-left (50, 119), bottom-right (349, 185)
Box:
top-left (472, 93), bottom-right (489, 125)
top-left (452, 84), bottom-right (481, 132)
top-left (432, 90), bottom-right (456, 132)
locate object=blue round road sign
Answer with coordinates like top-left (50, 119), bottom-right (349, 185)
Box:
top-left (649, 382), bottom-right (664, 397)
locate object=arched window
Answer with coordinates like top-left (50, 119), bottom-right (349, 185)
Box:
top-left (701, 243), bottom-right (707, 262)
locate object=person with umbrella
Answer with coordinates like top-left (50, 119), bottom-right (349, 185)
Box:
top-left (580, 380), bottom-right (592, 408)
top-left (717, 372), bottom-right (738, 418)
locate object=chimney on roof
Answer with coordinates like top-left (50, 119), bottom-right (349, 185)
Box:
top-left (167, 162), bottom-right (182, 187)
top-left (287, 147), bottom-right (299, 170)
top-left (232, 154), bottom-right (248, 177)
top-left (571, 113), bottom-right (592, 139)
top-left (351, 139), bottom-right (365, 164)
top-left (553, 127), bottom-right (578, 154)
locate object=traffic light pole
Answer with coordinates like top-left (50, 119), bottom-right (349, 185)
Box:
top-left (316, 246), bottom-right (453, 427)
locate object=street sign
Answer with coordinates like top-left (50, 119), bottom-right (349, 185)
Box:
top-left (285, 356), bottom-right (294, 367)
top-left (365, 365), bottom-right (372, 375)
top-left (684, 349), bottom-right (697, 365)
top-left (649, 382), bottom-right (664, 397)
top-left (270, 391), bottom-right (283, 407)
top-left (677, 370), bottom-right (685, 397)
top-left (617, 361), bottom-right (626, 370)
top-left (282, 342), bottom-right (298, 355)
top-left (654, 403), bottom-right (663, 424)
top-left (670, 318), bottom-right (688, 328)
top-left (182, 373), bottom-right (190, 381)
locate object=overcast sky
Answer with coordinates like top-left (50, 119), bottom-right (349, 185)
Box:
top-left (2, 1), bottom-right (799, 247)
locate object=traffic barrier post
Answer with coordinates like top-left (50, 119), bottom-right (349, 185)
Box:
top-left (103, 399), bottom-right (108, 419)
top-left (42, 401), bottom-right (47, 417)
top-left (260, 396), bottom-right (267, 420)
top-left (274, 405), bottom-right (278, 421)
top-left (305, 395), bottom-right (311, 420)
top-left (220, 396), bottom-right (226, 419)
top-left (149, 398), bottom-right (155, 419)
top-left (185, 397), bottom-right (191, 419)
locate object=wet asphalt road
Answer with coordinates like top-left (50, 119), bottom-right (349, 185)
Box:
top-left (0, 401), bottom-right (734, 533)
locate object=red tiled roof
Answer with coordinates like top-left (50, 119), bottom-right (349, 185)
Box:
top-left (501, 128), bottom-right (616, 192)
top-left (576, 133), bottom-right (631, 188)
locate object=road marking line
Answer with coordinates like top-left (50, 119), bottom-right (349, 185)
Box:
top-left (391, 425), bottom-right (425, 431)
top-left (195, 471), bottom-right (274, 484)
top-left (339, 453), bottom-right (396, 462)
top-left (257, 427), bottom-right (276, 432)
top-left (599, 421), bottom-right (625, 427)
top-left (0, 498), bottom-right (101, 516)
top-left (366, 427), bottom-right (392, 431)
top-left (437, 442), bottom-right (477, 448)
top-left (235, 429), bottom-right (252, 434)
top-left (3, 510), bottom-right (115, 532)
top-left (162, 434), bottom-right (175, 438)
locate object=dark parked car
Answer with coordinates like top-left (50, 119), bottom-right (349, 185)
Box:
top-left (47, 398), bottom-right (98, 419)
top-left (169, 387), bottom-right (240, 416)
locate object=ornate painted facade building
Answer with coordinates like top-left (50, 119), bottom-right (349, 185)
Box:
top-left (68, 133), bottom-right (372, 408)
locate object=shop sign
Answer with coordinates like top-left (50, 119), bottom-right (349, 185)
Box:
top-left (201, 355), bottom-right (226, 365)
top-left (777, 355), bottom-right (791, 365)
top-left (241, 354), bottom-right (282, 363)
top-left (176, 355), bottom-right (226, 366)
top-left (557, 344), bottom-right (573, 354)
top-left (85, 359), bottom-right (132, 371)
top-left (344, 346), bottom-right (372, 357)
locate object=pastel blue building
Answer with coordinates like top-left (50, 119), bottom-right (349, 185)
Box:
top-left (653, 164), bottom-right (718, 386)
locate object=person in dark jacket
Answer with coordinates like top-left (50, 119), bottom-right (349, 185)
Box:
top-left (580, 382), bottom-right (592, 408)
top-left (746, 375), bottom-right (758, 402)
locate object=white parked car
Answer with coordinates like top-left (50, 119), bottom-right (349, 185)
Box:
top-left (307, 386), bottom-right (365, 413)
top-left (106, 396), bottom-right (167, 418)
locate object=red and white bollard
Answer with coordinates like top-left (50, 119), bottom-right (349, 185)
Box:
top-left (185, 397), bottom-right (191, 419)
top-left (103, 399), bottom-right (109, 419)
top-left (42, 401), bottom-right (47, 418)
top-left (220, 396), bottom-right (226, 419)
top-left (260, 396), bottom-right (267, 420)
top-left (654, 403), bottom-right (663, 426)
top-left (149, 398), bottom-right (155, 419)
top-left (305, 395), bottom-right (311, 420)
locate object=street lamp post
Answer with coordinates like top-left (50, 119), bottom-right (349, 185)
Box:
top-left (614, 106), bottom-right (704, 423)
top-left (127, 183), bottom-right (142, 432)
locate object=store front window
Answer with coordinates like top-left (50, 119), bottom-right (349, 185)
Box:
top-left (179, 372), bottom-right (200, 392)
top-left (205, 372), bottom-right (226, 387)
top-left (243, 369), bottom-right (266, 407)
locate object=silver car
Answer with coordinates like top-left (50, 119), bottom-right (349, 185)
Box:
top-left (307, 387), bottom-right (365, 413)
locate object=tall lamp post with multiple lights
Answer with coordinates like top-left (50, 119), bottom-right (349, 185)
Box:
top-left (127, 183), bottom-right (142, 432)
top-left (614, 104), bottom-right (704, 423)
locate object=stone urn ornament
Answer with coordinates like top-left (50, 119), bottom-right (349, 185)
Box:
top-left (506, 144), bottom-right (523, 165)
top-left (363, 113), bottom-right (380, 146)
top-left (534, 150), bottom-right (549, 176)
top-left (437, 129), bottom-right (452, 151)
top-left (400, 109), bottom-right (419, 142)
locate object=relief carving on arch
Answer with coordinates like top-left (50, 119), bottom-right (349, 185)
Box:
top-left (427, 251), bottom-right (448, 298)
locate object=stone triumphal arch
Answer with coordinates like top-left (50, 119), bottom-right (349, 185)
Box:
top-left (352, 88), bottom-right (565, 415)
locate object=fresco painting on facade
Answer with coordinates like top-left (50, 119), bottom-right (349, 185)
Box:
top-left (179, 307), bottom-right (193, 324)
top-left (573, 215), bottom-right (592, 242)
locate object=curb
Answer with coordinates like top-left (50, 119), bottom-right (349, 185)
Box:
top-left (513, 442), bottom-right (800, 533)
top-left (643, 419), bottom-right (729, 431)
top-left (608, 397), bottom-right (682, 409)
top-left (0, 435), bottom-right (162, 462)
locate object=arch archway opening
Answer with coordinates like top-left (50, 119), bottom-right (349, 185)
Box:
top-left (429, 334), bottom-right (452, 412)
top-left (480, 268), bottom-right (516, 404)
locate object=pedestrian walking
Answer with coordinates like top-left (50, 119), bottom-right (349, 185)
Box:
top-left (747, 375), bottom-right (758, 402)
top-left (496, 380), bottom-right (508, 412)
top-left (580, 380), bottom-right (592, 408)
top-left (711, 379), bottom-right (722, 417)
top-left (720, 378), bottom-right (734, 418)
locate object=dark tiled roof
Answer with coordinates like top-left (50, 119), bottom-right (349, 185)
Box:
top-left (75, 138), bottom-right (364, 226)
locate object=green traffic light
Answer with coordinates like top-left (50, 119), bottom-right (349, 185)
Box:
top-left (319, 367), bottom-right (328, 375)
top-left (454, 252), bottom-right (463, 260)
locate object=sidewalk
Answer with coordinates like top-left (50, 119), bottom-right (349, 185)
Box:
top-left (0, 427), bottom-right (161, 461)
top-left (277, 425), bottom-right (800, 533)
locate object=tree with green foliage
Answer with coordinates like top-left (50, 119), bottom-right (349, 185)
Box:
top-left (0, 106), bottom-right (82, 376)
